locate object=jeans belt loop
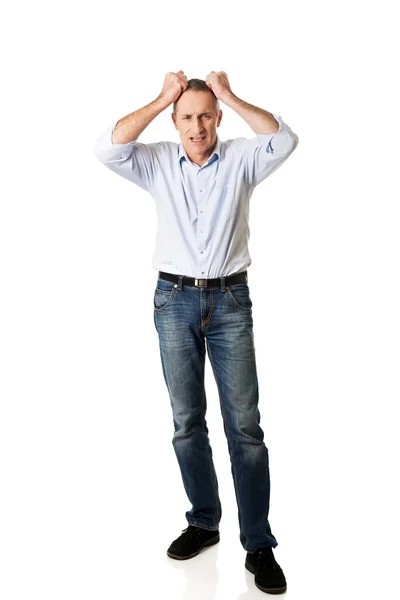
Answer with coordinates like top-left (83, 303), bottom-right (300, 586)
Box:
top-left (176, 275), bottom-right (183, 291)
top-left (220, 276), bottom-right (226, 292)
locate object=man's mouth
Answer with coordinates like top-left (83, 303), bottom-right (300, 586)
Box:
top-left (190, 136), bottom-right (206, 143)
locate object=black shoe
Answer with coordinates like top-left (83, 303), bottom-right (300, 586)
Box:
top-left (167, 525), bottom-right (220, 560)
top-left (245, 547), bottom-right (287, 594)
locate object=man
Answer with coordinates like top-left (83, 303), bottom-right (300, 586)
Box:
top-left (94, 70), bottom-right (299, 594)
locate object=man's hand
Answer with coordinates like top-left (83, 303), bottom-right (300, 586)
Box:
top-left (205, 71), bottom-right (233, 102)
top-left (159, 70), bottom-right (189, 106)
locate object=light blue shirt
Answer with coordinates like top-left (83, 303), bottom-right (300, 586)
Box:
top-left (94, 114), bottom-right (299, 278)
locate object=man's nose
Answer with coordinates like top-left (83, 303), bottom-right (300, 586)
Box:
top-left (193, 119), bottom-right (205, 133)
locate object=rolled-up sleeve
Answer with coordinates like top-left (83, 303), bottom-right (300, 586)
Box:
top-left (93, 120), bottom-right (163, 192)
top-left (243, 114), bottom-right (299, 188)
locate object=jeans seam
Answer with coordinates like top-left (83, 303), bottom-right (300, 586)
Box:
top-left (202, 287), bottom-right (214, 327)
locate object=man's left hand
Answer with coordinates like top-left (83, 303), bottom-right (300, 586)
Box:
top-left (205, 71), bottom-right (233, 101)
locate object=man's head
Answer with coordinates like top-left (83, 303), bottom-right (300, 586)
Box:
top-left (172, 79), bottom-right (223, 163)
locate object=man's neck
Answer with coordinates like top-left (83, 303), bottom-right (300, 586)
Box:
top-left (185, 138), bottom-right (218, 167)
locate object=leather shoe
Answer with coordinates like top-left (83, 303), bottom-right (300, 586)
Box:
top-left (167, 525), bottom-right (220, 560)
top-left (245, 547), bottom-right (287, 594)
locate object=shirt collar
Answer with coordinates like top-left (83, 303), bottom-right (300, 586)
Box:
top-left (178, 136), bottom-right (221, 165)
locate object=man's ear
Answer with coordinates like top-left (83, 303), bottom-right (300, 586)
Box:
top-left (217, 109), bottom-right (223, 127)
top-left (171, 113), bottom-right (178, 129)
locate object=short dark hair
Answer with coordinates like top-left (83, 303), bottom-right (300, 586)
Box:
top-left (173, 78), bottom-right (220, 114)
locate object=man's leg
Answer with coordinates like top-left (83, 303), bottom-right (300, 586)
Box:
top-left (153, 276), bottom-right (221, 531)
top-left (205, 281), bottom-right (278, 551)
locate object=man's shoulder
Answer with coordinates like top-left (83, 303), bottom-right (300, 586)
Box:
top-left (137, 140), bottom-right (178, 150)
top-left (220, 136), bottom-right (259, 157)
top-left (221, 135), bottom-right (259, 145)
top-left (133, 139), bottom-right (179, 162)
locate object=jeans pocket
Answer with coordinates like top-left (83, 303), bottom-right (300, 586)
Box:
top-left (153, 278), bottom-right (177, 311)
top-left (226, 283), bottom-right (253, 311)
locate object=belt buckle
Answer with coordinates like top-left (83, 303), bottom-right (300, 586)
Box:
top-left (194, 278), bottom-right (208, 287)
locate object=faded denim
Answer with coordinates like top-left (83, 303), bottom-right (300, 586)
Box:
top-left (153, 272), bottom-right (278, 552)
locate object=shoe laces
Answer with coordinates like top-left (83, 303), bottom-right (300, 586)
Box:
top-left (181, 526), bottom-right (202, 538)
top-left (254, 547), bottom-right (277, 571)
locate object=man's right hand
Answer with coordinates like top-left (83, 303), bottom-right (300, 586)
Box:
top-left (159, 70), bottom-right (189, 106)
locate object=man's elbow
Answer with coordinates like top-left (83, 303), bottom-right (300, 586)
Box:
top-left (278, 130), bottom-right (299, 156)
top-left (93, 142), bottom-right (116, 165)
top-left (93, 143), bottom-right (133, 165)
top-left (288, 131), bottom-right (299, 153)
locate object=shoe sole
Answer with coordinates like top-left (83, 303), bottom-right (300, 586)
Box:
top-left (245, 561), bottom-right (287, 594)
top-left (167, 534), bottom-right (220, 560)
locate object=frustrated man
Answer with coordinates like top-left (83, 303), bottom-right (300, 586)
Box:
top-left (94, 70), bottom-right (299, 594)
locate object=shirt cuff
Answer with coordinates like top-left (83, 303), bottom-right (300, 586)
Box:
top-left (94, 120), bottom-right (137, 161)
top-left (256, 114), bottom-right (285, 138)
top-left (255, 114), bottom-right (287, 153)
top-left (110, 119), bottom-right (138, 146)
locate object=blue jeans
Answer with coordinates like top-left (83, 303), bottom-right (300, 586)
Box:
top-left (153, 272), bottom-right (278, 552)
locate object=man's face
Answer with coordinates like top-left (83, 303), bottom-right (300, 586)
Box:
top-left (172, 90), bottom-right (222, 161)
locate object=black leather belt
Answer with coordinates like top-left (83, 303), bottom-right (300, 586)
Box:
top-left (158, 270), bottom-right (248, 289)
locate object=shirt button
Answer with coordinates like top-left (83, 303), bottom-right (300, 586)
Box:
top-left (200, 210), bottom-right (203, 213)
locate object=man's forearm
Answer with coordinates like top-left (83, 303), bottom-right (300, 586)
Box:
top-left (112, 95), bottom-right (170, 144)
top-left (220, 92), bottom-right (279, 135)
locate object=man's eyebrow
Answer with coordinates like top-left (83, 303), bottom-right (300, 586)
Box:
top-left (181, 112), bottom-right (212, 117)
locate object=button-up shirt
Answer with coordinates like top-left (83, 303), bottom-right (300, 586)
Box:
top-left (94, 114), bottom-right (299, 278)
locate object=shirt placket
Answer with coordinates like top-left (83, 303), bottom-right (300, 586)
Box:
top-left (196, 165), bottom-right (207, 277)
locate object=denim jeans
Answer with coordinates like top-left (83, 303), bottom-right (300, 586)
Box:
top-left (153, 272), bottom-right (278, 552)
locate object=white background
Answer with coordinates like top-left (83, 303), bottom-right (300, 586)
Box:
top-left (1, 1), bottom-right (399, 599)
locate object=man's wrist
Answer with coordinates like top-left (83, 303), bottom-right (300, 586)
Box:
top-left (153, 94), bottom-right (172, 112)
top-left (218, 90), bottom-right (237, 106)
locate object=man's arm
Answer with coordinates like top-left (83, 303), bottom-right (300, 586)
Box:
top-left (206, 71), bottom-right (299, 187)
top-left (94, 71), bottom-right (188, 190)
top-left (111, 71), bottom-right (188, 144)
top-left (205, 70), bottom-right (281, 134)
top-left (111, 96), bottom-right (170, 144)
top-left (216, 94), bottom-right (280, 135)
